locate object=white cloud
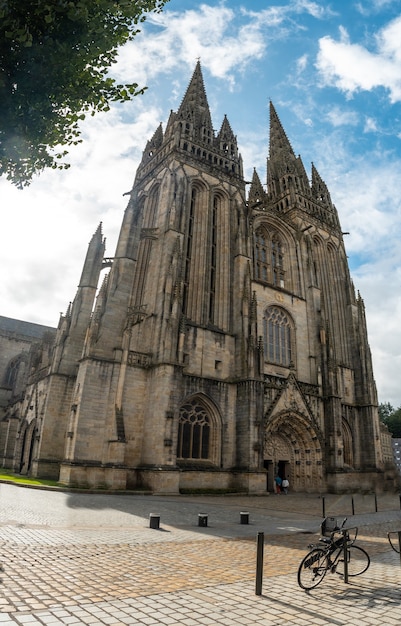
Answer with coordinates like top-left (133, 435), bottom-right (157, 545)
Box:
top-left (0, 101), bottom-right (163, 326)
top-left (114, 4), bottom-right (265, 90)
top-left (325, 106), bottom-right (359, 126)
top-left (293, 0), bottom-right (335, 19)
top-left (354, 266), bottom-right (401, 406)
top-left (308, 140), bottom-right (401, 404)
top-left (316, 17), bottom-right (401, 102)
top-left (363, 116), bottom-right (378, 132)
top-left (356, 0), bottom-right (399, 17)
top-left (296, 54), bottom-right (309, 74)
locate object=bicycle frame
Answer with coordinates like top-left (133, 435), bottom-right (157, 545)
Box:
top-left (298, 516), bottom-right (370, 590)
top-left (387, 531), bottom-right (401, 554)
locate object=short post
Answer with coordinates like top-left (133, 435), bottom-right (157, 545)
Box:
top-left (374, 494), bottom-right (378, 513)
top-left (240, 511), bottom-right (249, 525)
top-left (351, 496), bottom-right (355, 516)
top-left (255, 532), bottom-right (264, 595)
top-left (321, 495), bottom-right (326, 518)
top-left (149, 513), bottom-right (160, 529)
top-left (198, 513), bottom-right (208, 527)
top-left (399, 494), bottom-right (401, 510)
top-left (343, 530), bottom-right (349, 584)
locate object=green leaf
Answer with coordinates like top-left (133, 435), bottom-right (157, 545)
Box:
top-left (0, 0), bottom-right (170, 186)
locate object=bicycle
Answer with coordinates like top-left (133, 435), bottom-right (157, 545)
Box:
top-left (387, 531), bottom-right (401, 553)
top-left (297, 516), bottom-right (370, 590)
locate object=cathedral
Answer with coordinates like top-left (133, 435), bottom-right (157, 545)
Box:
top-left (0, 62), bottom-right (397, 493)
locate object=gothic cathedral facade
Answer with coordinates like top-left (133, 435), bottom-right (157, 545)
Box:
top-left (1, 63), bottom-right (395, 493)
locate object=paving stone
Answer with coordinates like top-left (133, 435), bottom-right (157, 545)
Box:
top-left (1, 486), bottom-right (401, 625)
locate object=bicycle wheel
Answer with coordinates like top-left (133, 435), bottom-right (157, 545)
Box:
top-left (336, 545), bottom-right (370, 577)
top-left (297, 548), bottom-right (329, 590)
top-left (388, 532), bottom-right (401, 553)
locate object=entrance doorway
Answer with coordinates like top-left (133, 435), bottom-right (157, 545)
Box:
top-left (278, 459), bottom-right (289, 481)
top-left (264, 411), bottom-right (324, 492)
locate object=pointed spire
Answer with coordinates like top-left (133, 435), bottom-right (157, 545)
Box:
top-left (92, 273), bottom-right (109, 323)
top-left (311, 163), bottom-right (332, 207)
top-left (217, 115), bottom-right (238, 158)
top-left (176, 60), bottom-right (213, 142)
top-left (149, 123), bottom-right (164, 151)
top-left (140, 123), bottom-right (164, 165)
top-left (269, 101), bottom-right (296, 164)
top-left (137, 62), bottom-right (242, 181)
top-left (248, 168), bottom-right (266, 207)
top-left (267, 102), bottom-right (310, 200)
top-left (310, 162), bottom-right (341, 230)
top-left (79, 223), bottom-right (106, 289)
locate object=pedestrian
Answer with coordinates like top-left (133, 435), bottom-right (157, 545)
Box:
top-left (282, 477), bottom-right (289, 494)
top-left (274, 474), bottom-right (282, 494)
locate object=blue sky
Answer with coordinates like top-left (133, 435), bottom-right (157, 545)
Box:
top-left (1, 0), bottom-right (401, 406)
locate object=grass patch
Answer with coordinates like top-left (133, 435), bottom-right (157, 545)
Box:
top-left (0, 470), bottom-right (60, 487)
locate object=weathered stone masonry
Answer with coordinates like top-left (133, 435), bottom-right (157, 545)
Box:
top-left (0, 63), bottom-right (397, 493)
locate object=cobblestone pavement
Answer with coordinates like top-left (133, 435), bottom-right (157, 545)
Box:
top-left (0, 484), bottom-right (400, 625)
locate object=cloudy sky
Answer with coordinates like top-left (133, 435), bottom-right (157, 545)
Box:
top-left (1, 0), bottom-right (401, 407)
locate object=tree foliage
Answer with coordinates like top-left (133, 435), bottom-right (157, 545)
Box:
top-left (379, 402), bottom-right (401, 438)
top-left (0, 0), bottom-right (168, 187)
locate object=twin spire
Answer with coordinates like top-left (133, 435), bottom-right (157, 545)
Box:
top-left (139, 61), bottom-right (338, 227)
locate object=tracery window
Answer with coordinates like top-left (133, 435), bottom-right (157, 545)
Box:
top-left (182, 187), bottom-right (196, 316)
top-left (177, 399), bottom-right (211, 460)
top-left (263, 306), bottom-right (293, 366)
top-left (272, 234), bottom-right (285, 287)
top-left (208, 196), bottom-right (218, 323)
top-left (342, 419), bottom-right (354, 467)
top-left (4, 358), bottom-right (19, 388)
top-left (254, 227), bottom-right (285, 288)
top-left (254, 227), bottom-right (268, 281)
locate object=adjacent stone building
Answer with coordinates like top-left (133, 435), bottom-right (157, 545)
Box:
top-left (0, 63), bottom-right (397, 493)
top-left (0, 316), bottom-right (56, 471)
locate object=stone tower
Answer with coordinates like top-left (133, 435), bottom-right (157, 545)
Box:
top-left (1, 63), bottom-right (394, 493)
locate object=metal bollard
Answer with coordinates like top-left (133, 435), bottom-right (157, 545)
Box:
top-left (198, 513), bottom-right (208, 527)
top-left (351, 496), bottom-right (355, 516)
top-left (255, 532), bottom-right (264, 595)
top-left (321, 495), bottom-right (326, 518)
top-left (149, 513), bottom-right (160, 529)
top-left (240, 511), bottom-right (249, 525)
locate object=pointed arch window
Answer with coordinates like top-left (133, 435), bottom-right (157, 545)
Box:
top-left (255, 227), bottom-right (269, 281)
top-left (4, 357), bottom-right (22, 389)
top-left (132, 186), bottom-right (159, 307)
top-left (263, 306), bottom-right (293, 366)
top-left (254, 227), bottom-right (286, 288)
top-left (177, 399), bottom-right (211, 460)
top-left (182, 187), bottom-right (196, 316)
top-left (342, 419), bottom-right (354, 467)
top-left (272, 234), bottom-right (285, 287)
top-left (208, 196), bottom-right (218, 323)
